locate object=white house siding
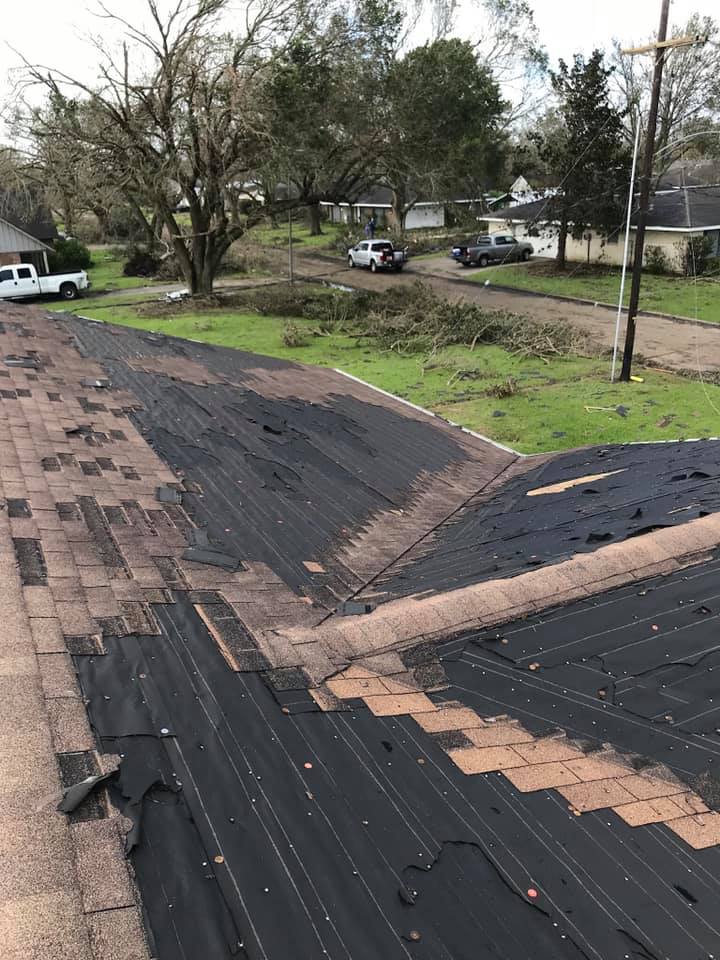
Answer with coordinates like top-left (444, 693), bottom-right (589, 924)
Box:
top-left (0, 219), bottom-right (49, 271)
top-left (321, 202), bottom-right (446, 230)
top-left (405, 205), bottom-right (445, 229)
top-left (326, 204), bottom-right (351, 224)
top-left (0, 219), bottom-right (46, 254)
top-left (509, 224), bottom-right (559, 260)
top-left (487, 217), bottom-right (705, 273)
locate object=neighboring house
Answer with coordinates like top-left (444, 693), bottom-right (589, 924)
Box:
top-left (486, 184), bottom-right (720, 270)
top-left (657, 158), bottom-right (720, 190)
top-left (0, 191), bottom-right (57, 273)
top-left (321, 186), bottom-right (483, 231)
top-left (481, 177), bottom-right (558, 215)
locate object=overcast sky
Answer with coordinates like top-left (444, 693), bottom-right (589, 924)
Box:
top-left (1, 0), bottom-right (716, 114)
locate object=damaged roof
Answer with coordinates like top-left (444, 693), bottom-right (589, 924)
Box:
top-left (2, 300), bottom-right (720, 959)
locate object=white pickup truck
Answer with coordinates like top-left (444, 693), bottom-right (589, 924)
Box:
top-left (347, 240), bottom-right (407, 273)
top-left (0, 263), bottom-right (91, 301)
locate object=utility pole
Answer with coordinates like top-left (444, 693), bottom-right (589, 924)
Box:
top-left (619, 4), bottom-right (707, 380)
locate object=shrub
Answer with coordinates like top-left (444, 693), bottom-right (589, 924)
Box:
top-left (153, 255), bottom-right (183, 281)
top-left (705, 255), bottom-right (720, 278)
top-left (486, 377), bottom-right (518, 399)
top-left (282, 321), bottom-right (307, 347)
top-left (644, 245), bottom-right (668, 275)
top-left (123, 245), bottom-right (160, 277)
top-left (47, 238), bottom-right (93, 272)
top-left (679, 235), bottom-right (714, 277)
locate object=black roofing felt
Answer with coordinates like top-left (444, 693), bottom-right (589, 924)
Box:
top-left (491, 185), bottom-right (720, 230)
top-left (364, 440), bottom-right (720, 603)
top-left (67, 317), bottom-right (509, 600)
top-left (63, 315), bottom-right (720, 959)
top-left (74, 594), bottom-right (720, 960)
top-left (467, 553), bottom-right (720, 745)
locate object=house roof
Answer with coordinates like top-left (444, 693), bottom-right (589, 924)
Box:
top-left (0, 217), bottom-right (50, 254)
top-left (324, 186), bottom-right (479, 208)
top-left (4, 299), bottom-right (720, 958)
top-left (489, 185), bottom-right (720, 231)
top-left (657, 158), bottom-right (720, 190)
top-left (0, 189), bottom-right (58, 244)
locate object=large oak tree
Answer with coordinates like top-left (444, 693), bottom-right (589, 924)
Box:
top-left (22, 0), bottom-right (304, 294)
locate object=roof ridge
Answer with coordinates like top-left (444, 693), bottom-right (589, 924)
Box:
top-left (269, 513), bottom-right (720, 665)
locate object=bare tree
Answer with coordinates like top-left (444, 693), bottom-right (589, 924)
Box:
top-left (19, 0), bottom-right (303, 294)
top-left (0, 147), bottom-right (44, 231)
top-left (27, 94), bottom-right (155, 242)
top-left (611, 13), bottom-right (720, 179)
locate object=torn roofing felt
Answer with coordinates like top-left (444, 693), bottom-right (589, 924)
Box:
top-left (67, 315), bottom-right (720, 609)
top-left (7, 302), bottom-right (720, 960)
top-left (356, 440), bottom-right (720, 604)
top-left (466, 552), bottom-right (720, 743)
top-left (66, 316), bottom-right (514, 601)
top-left (74, 596), bottom-right (720, 960)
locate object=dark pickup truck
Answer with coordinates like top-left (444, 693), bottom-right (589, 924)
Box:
top-left (450, 233), bottom-right (533, 267)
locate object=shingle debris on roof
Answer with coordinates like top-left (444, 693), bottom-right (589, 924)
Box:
top-left (4, 298), bottom-right (720, 959)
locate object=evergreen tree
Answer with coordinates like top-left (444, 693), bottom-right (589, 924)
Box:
top-left (536, 50), bottom-right (630, 269)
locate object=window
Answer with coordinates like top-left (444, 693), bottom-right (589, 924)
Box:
top-left (477, 237), bottom-right (492, 246)
top-left (704, 230), bottom-right (720, 255)
top-left (16, 268), bottom-right (32, 279)
top-left (372, 242), bottom-right (393, 251)
top-left (358, 242), bottom-right (369, 251)
top-left (496, 235), bottom-right (514, 245)
top-left (0, 269), bottom-right (13, 282)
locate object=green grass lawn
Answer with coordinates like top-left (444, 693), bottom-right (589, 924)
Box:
top-left (67, 291), bottom-right (160, 313)
top-left (469, 263), bottom-right (720, 324)
top-left (62, 292), bottom-right (720, 453)
top-left (249, 221), bottom-right (347, 251)
top-left (86, 251), bottom-right (165, 293)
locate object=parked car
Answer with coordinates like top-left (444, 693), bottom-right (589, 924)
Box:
top-left (450, 233), bottom-right (533, 267)
top-left (0, 263), bottom-right (91, 301)
top-left (347, 240), bottom-right (407, 273)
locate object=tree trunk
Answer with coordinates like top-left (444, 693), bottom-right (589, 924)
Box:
top-left (307, 202), bottom-right (323, 236)
top-left (149, 213), bottom-right (161, 249)
top-left (556, 215), bottom-right (568, 270)
top-left (92, 206), bottom-right (111, 243)
top-left (126, 196), bottom-right (159, 250)
top-left (171, 235), bottom-right (198, 293)
top-left (62, 198), bottom-right (75, 237)
top-left (391, 189), bottom-right (406, 239)
top-left (198, 255), bottom-right (215, 295)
